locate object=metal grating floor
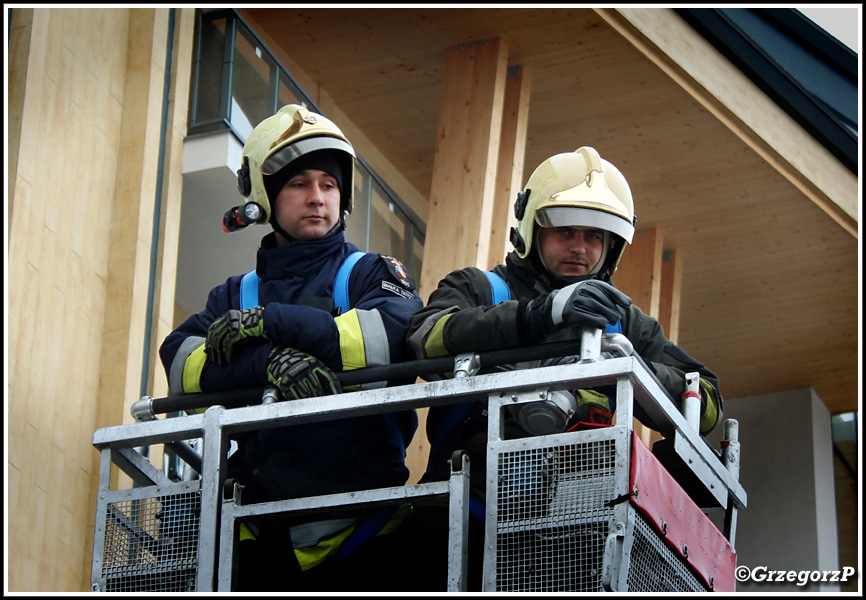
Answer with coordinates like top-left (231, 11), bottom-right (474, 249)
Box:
top-left (100, 491), bottom-right (200, 592)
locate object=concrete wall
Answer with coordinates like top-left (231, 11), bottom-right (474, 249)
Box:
top-left (707, 388), bottom-right (842, 592)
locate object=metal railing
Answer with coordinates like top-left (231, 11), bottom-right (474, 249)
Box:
top-left (91, 329), bottom-right (746, 592)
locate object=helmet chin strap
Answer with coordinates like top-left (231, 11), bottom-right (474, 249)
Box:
top-left (271, 213), bottom-right (346, 244)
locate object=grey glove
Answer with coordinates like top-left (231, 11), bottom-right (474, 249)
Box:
top-left (524, 280), bottom-right (631, 340)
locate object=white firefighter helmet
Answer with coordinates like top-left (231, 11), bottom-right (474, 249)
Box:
top-left (236, 104), bottom-right (356, 225)
top-left (510, 146), bottom-right (636, 278)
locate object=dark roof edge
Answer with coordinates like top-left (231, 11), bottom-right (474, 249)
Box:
top-left (674, 8), bottom-right (857, 174)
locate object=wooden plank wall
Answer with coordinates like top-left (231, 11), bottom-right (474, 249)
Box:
top-left (6, 7), bottom-right (194, 592)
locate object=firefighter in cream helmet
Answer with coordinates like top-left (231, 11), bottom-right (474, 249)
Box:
top-left (400, 146), bottom-right (723, 590)
top-left (227, 103), bottom-right (357, 240)
top-left (511, 146), bottom-right (636, 282)
top-left (161, 104), bottom-right (423, 590)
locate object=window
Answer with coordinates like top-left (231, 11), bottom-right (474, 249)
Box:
top-left (188, 8), bottom-right (424, 277)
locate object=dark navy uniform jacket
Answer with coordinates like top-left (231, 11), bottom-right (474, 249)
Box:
top-left (159, 231), bottom-right (422, 503)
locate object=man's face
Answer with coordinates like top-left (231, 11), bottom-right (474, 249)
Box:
top-left (537, 226), bottom-right (605, 277)
top-left (272, 169), bottom-right (341, 244)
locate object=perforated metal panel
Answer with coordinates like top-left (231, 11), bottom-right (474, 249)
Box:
top-left (494, 437), bottom-right (617, 591)
top-left (98, 491), bottom-right (200, 592)
top-left (626, 510), bottom-right (707, 592)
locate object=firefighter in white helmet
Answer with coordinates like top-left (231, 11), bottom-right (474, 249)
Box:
top-left (399, 147), bottom-right (723, 591)
top-left (160, 105), bottom-right (422, 591)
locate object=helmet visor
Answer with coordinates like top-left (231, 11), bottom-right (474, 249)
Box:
top-left (261, 136), bottom-right (355, 176)
top-left (535, 206), bottom-right (634, 244)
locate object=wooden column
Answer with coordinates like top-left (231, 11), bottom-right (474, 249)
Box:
top-left (407, 38), bottom-right (509, 483)
top-left (613, 228), bottom-right (663, 319)
top-left (488, 65), bottom-right (531, 269)
top-left (659, 249), bottom-right (683, 344)
top-left (612, 228), bottom-right (665, 448)
top-left (418, 38), bottom-right (509, 301)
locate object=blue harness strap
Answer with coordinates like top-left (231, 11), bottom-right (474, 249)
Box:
top-left (240, 270), bottom-right (260, 310)
top-left (239, 251), bottom-right (367, 313)
top-left (483, 270), bottom-right (512, 304)
top-left (333, 251), bottom-right (366, 314)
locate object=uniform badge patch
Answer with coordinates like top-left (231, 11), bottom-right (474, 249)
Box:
top-left (380, 255), bottom-right (416, 290)
top-left (382, 281), bottom-right (416, 299)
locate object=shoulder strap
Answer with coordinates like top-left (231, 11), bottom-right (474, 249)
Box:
top-left (333, 251), bottom-right (367, 314)
top-left (240, 270), bottom-right (260, 310)
top-left (483, 270), bottom-right (512, 305)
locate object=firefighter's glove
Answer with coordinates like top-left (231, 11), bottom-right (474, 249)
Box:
top-left (266, 347), bottom-right (342, 401)
top-left (525, 280), bottom-right (631, 340)
top-left (206, 307), bottom-right (267, 366)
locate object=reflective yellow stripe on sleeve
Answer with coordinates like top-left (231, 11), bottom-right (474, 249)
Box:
top-left (334, 309), bottom-right (367, 371)
top-left (423, 313), bottom-right (453, 359)
top-left (181, 343), bottom-right (207, 394)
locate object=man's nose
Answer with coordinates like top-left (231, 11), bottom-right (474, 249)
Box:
top-left (568, 233), bottom-right (588, 251)
top-left (306, 186), bottom-right (325, 204)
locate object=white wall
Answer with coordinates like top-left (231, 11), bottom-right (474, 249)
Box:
top-left (707, 388), bottom-right (841, 592)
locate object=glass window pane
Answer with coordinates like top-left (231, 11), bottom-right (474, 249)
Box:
top-left (231, 26), bottom-right (277, 138)
top-left (412, 231), bottom-right (424, 283)
top-left (193, 16), bottom-right (228, 127)
top-left (344, 161), bottom-right (370, 251)
top-left (369, 182), bottom-right (407, 262)
top-left (278, 74), bottom-right (304, 108)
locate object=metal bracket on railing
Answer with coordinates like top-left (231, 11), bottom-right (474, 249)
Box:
top-left (453, 353), bottom-right (481, 378)
top-left (261, 386), bottom-right (280, 405)
top-left (130, 396), bottom-right (156, 422)
top-left (601, 333), bottom-right (634, 358)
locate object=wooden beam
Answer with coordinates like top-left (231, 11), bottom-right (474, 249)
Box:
top-left (595, 8), bottom-right (857, 237)
top-left (659, 249), bottom-right (683, 344)
top-left (419, 37), bottom-right (509, 301)
top-left (613, 228), bottom-right (663, 320)
top-left (488, 65), bottom-right (531, 269)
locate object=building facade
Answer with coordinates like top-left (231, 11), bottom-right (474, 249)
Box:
top-left (6, 7), bottom-right (858, 592)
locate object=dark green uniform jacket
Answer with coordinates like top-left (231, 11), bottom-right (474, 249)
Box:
top-left (407, 251), bottom-right (722, 494)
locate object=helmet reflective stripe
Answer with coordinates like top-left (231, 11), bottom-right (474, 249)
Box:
top-left (238, 104), bottom-right (356, 224)
top-left (512, 146), bottom-right (636, 278)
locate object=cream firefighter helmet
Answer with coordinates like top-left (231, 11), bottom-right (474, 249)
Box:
top-left (510, 146), bottom-right (636, 279)
top-left (235, 104), bottom-right (356, 226)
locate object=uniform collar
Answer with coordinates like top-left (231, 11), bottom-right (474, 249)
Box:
top-left (256, 231), bottom-right (347, 280)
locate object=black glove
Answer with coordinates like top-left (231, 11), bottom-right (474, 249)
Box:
top-left (524, 280), bottom-right (631, 340)
top-left (266, 347), bottom-right (342, 401)
top-left (206, 307), bottom-right (267, 366)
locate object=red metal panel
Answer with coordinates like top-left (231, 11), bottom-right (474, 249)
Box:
top-left (629, 432), bottom-right (737, 591)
